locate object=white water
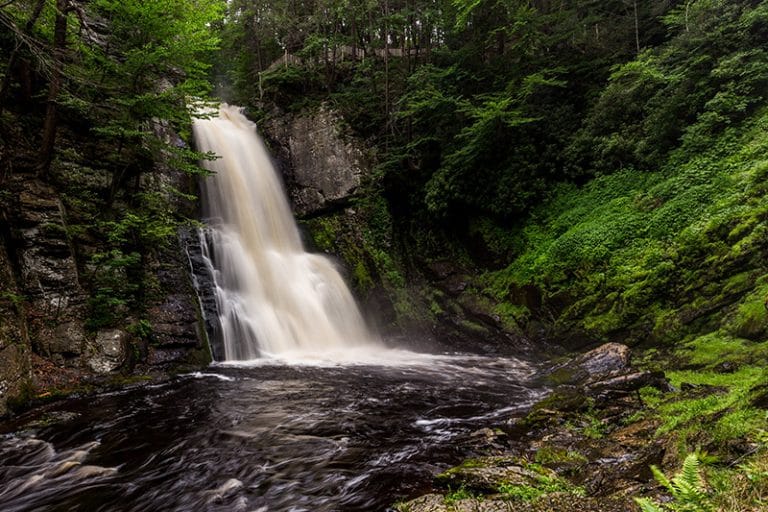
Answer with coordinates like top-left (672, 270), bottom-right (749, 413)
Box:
top-left (193, 104), bottom-right (379, 361)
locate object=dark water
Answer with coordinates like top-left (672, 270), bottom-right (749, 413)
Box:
top-left (0, 352), bottom-right (543, 512)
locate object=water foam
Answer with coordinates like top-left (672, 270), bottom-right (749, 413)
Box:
top-left (193, 105), bottom-right (380, 361)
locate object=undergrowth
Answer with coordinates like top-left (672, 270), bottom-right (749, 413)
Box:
top-left (482, 109), bottom-right (768, 345)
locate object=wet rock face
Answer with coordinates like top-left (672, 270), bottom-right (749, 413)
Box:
top-left (181, 229), bottom-right (222, 361)
top-left (8, 177), bottom-right (87, 363)
top-left (139, 142), bottom-right (211, 369)
top-left (264, 105), bottom-right (369, 216)
top-left (0, 222), bottom-right (30, 416)
top-left (0, 161), bottom-right (210, 413)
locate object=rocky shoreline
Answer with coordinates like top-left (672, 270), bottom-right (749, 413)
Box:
top-left (394, 343), bottom-right (673, 512)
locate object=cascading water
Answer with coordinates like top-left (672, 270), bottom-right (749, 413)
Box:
top-left (192, 104), bottom-right (379, 361)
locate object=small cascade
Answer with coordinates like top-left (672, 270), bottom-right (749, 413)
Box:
top-left (192, 104), bottom-right (379, 361)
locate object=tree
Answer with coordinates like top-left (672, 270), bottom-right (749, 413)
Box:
top-left (0, 0), bottom-right (47, 112)
top-left (38, 0), bottom-right (73, 177)
top-left (86, 0), bottom-right (223, 196)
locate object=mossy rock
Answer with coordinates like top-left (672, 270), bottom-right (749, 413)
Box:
top-left (543, 367), bottom-right (585, 386)
top-left (435, 456), bottom-right (556, 494)
top-left (395, 493), bottom-right (632, 512)
top-left (528, 387), bottom-right (589, 416)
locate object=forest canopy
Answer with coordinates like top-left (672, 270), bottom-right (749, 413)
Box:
top-left (215, 0), bottom-right (768, 236)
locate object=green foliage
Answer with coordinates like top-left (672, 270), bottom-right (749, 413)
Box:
top-left (566, 411), bottom-right (608, 440)
top-left (497, 471), bottom-right (584, 502)
top-left (423, 83), bottom-right (548, 218)
top-left (634, 330), bottom-right (768, 463)
top-left (126, 319), bottom-right (152, 340)
top-left (676, 333), bottom-right (765, 369)
top-left (86, 249), bottom-right (142, 330)
top-left (724, 284), bottom-right (768, 339)
top-left (713, 450), bottom-right (768, 510)
top-left (0, 291), bottom-right (26, 308)
top-left (577, 0), bottom-right (768, 172)
top-left (483, 105), bottom-right (768, 343)
top-left (86, 0), bottom-right (223, 179)
top-left (259, 65), bottom-right (325, 110)
top-left (443, 486), bottom-right (475, 504)
top-left (533, 447), bottom-right (587, 466)
top-left (658, 366), bottom-right (766, 443)
top-left (635, 453), bottom-right (715, 512)
top-left (215, 0), bottom-right (682, 233)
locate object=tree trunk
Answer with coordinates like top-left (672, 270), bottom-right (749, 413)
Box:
top-left (38, 0), bottom-right (69, 179)
top-left (0, 0), bottom-right (47, 113)
top-left (384, 0), bottom-right (390, 139)
top-left (633, 0), bottom-right (640, 54)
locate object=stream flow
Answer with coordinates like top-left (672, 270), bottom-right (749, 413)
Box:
top-left (0, 357), bottom-right (540, 511)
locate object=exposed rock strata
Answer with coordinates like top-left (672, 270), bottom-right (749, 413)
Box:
top-left (0, 234), bottom-right (28, 417)
top-left (0, 160), bottom-right (210, 414)
top-left (263, 104), bottom-right (370, 216)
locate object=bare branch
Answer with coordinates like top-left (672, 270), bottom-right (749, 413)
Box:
top-left (0, 9), bottom-right (54, 80)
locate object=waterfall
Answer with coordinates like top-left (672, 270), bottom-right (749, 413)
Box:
top-left (192, 104), bottom-right (379, 361)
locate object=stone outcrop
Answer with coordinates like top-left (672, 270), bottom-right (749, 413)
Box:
top-left (10, 177), bottom-right (88, 364)
top-left (394, 343), bottom-right (672, 512)
top-left (0, 146), bottom-right (211, 414)
top-left (263, 104), bottom-right (370, 216)
top-left (0, 232), bottom-right (29, 417)
top-left (541, 342), bottom-right (671, 400)
top-left (547, 342), bottom-right (631, 385)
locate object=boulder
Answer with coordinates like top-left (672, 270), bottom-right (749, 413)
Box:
top-left (88, 329), bottom-right (128, 373)
top-left (586, 370), bottom-right (672, 399)
top-left (545, 343), bottom-right (631, 386)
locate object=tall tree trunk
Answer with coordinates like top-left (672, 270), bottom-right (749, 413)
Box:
top-left (384, 0), bottom-right (390, 139)
top-left (633, 0), bottom-right (640, 54)
top-left (38, 0), bottom-right (69, 179)
top-left (0, 0), bottom-right (47, 113)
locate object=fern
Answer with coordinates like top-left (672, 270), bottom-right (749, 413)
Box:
top-left (673, 454), bottom-right (714, 512)
top-left (634, 453), bottom-right (715, 512)
top-left (635, 497), bottom-right (665, 512)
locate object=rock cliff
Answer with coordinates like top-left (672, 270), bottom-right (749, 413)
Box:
top-left (0, 130), bottom-right (210, 415)
top-left (263, 104), bottom-right (371, 217)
